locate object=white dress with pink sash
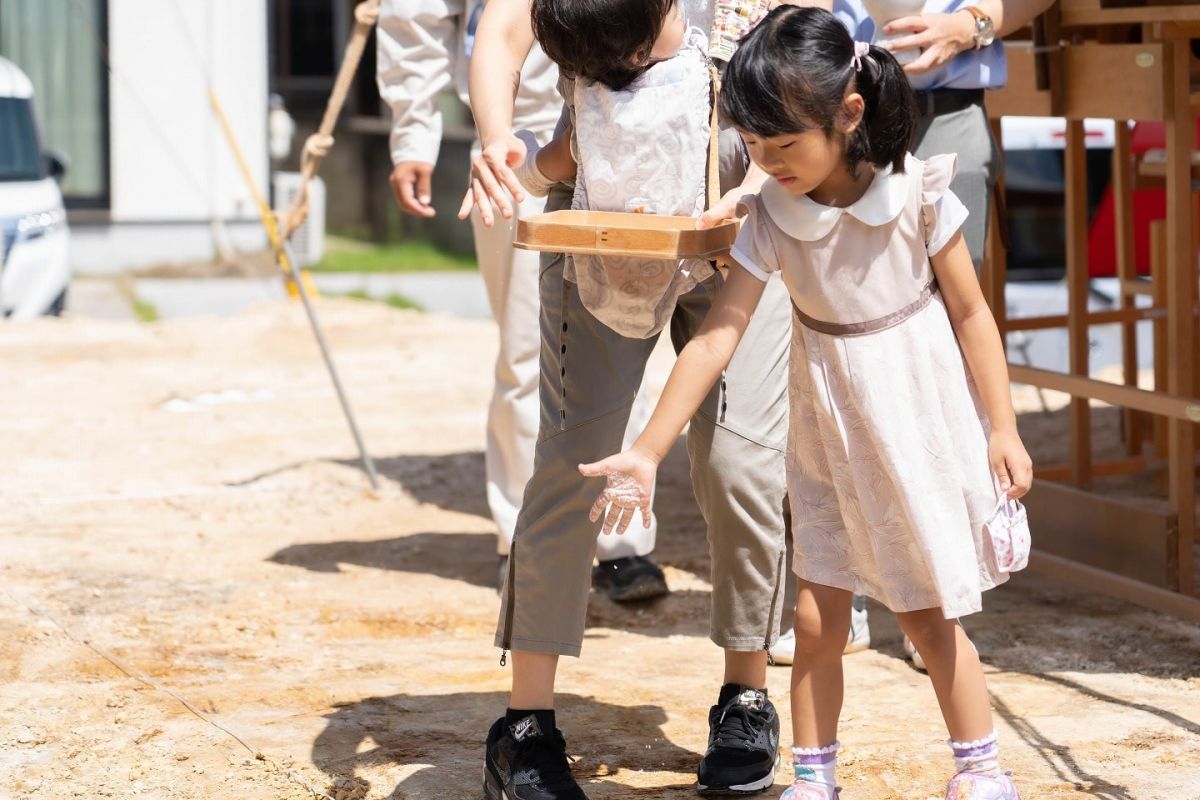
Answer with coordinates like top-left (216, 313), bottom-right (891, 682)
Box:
top-left (732, 154), bottom-right (1013, 619)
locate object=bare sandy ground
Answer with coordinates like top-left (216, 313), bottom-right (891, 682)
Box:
top-left (2, 300), bottom-right (1198, 800)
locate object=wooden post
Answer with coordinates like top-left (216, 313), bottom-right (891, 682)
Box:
top-left (984, 118), bottom-right (1008, 328)
top-left (1162, 34), bottom-right (1196, 595)
top-left (1150, 220), bottom-right (1169, 475)
top-left (1065, 118), bottom-right (1093, 488)
top-left (1112, 122), bottom-right (1144, 455)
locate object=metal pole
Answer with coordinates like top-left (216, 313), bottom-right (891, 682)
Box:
top-left (281, 241), bottom-right (380, 490)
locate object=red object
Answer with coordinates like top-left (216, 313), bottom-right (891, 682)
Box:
top-left (1085, 119), bottom-right (1200, 277)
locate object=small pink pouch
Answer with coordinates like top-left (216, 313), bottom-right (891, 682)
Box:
top-left (984, 497), bottom-right (1031, 573)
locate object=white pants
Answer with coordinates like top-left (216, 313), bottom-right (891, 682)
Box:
top-left (470, 190), bottom-right (658, 559)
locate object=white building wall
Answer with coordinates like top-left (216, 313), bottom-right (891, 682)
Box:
top-left (76, 0), bottom-right (269, 273)
top-left (109, 0), bottom-right (268, 222)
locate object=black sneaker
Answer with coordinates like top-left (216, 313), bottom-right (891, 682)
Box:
top-left (591, 555), bottom-right (669, 603)
top-left (484, 714), bottom-right (588, 800)
top-left (696, 687), bottom-right (780, 795)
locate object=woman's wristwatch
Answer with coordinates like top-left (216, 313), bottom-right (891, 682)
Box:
top-left (961, 5), bottom-right (996, 50)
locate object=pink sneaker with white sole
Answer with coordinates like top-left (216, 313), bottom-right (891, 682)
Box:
top-left (781, 782), bottom-right (838, 800)
top-left (944, 771), bottom-right (1021, 800)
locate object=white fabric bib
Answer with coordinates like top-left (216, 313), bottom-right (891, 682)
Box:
top-left (567, 29), bottom-right (715, 339)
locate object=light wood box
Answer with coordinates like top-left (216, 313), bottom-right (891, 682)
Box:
top-left (513, 210), bottom-right (739, 260)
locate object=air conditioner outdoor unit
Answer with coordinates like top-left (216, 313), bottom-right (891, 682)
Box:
top-left (272, 171), bottom-right (325, 267)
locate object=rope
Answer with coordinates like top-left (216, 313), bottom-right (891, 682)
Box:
top-left (285, 134), bottom-right (337, 237)
top-left (354, 2), bottom-right (380, 25)
top-left (282, 0), bottom-right (381, 241)
top-left (304, 134), bottom-right (336, 161)
top-left (707, 65), bottom-right (722, 212)
top-left (1, 583), bottom-right (339, 800)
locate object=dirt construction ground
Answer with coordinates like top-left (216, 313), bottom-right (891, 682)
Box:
top-left (2, 300), bottom-right (1199, 800)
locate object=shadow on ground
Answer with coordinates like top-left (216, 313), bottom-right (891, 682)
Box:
top-left (268, 531), bottom-right (499, 588)
top-left (342, 452), bottom-right (492, 520)
top-left (311, 691), bottom-right (703, 800)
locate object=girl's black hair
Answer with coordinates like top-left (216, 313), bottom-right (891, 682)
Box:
top-left (719, 5), bottom-right (916, 175)
top-left (531, 0), bottom-right (676, 91)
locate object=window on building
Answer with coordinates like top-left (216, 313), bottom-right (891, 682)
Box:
top-left (270, 0), bottom-right (380, 117)
top-left (0, 0), bottom-right (110, 208)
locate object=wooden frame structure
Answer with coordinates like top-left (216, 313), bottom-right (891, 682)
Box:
top-left (983, 0), bottom-right (1200, 620)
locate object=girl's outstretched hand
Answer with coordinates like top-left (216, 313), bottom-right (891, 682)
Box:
top-left (578, 450), bottom-right (659, 535)
top-left (989, 429), bottom-right (1033, 500)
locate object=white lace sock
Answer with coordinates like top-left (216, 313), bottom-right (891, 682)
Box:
top-left (791, 741), bottom-right (839, 790)
top-left (949, 731), bottom-right (1001, 776)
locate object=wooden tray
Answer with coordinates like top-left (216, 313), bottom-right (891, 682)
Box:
top-left (513, 210), bottom-right (739, 259)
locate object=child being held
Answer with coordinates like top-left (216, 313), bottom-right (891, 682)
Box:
top-left (513, 0), bottom-right (762, 338)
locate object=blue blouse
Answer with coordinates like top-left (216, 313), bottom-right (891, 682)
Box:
top-left (833, 0), bottom-right (1007, 92)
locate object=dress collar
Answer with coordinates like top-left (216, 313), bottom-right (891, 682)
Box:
top-left (760, 153), bottom-right (914, 241)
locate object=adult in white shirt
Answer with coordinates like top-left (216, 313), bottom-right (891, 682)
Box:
top-left (376, 0), bottom-right (668, 601)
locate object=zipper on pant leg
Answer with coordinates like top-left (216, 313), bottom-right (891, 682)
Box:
top-left (501, 540), bottom-right (516, 666)
top-left (558, 278), bottom-right (569, 430)
top-left (763, 547), bottom-right (785, 662)
top-left (719, 371), bottom-right (728, 424)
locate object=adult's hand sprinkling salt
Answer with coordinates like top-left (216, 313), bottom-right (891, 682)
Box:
top-left (578, 450), bottom-right (660, 536)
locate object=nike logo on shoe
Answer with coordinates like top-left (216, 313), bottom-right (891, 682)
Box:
top-left (510, 715), bottom-right (543, 742)
top-left (736, 688), bottom-right (766, 711)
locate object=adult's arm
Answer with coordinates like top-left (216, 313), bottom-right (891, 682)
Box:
top-left (459, 0), bottom-right (537, 225)
top-left (884, 0), bottom-right (1058, 76)
top-left (376, 0), bottom-right (461, 217)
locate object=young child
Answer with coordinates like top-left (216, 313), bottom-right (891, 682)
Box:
top-left (514, 0), bottom-right (717, 340)
top-left (581, 6), bottom-right (1033, 800)
top-left (465, 1), bottom-right (797, 799)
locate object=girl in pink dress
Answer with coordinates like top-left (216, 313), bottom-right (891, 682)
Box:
top-left (580, 6), bottom-right (1032, 800)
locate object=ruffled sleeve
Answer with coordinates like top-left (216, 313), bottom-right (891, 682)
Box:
top-left (728, 194), bottom-right (782, 282)
top-left (920, 153), bottom-right (970, 256)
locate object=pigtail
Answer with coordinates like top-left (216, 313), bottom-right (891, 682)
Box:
top-left (847, 44), bottom-right (917, 175)
top-left (721, 6), bottom-right (918, 175)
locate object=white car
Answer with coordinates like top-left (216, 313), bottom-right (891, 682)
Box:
top-left (0, 56), bottom-right (70, 319)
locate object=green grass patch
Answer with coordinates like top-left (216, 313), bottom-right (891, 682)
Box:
top-left (313, 236), bottom-right (476, 273)
top-left (342, 289), bottom-right (423, 312)
top-left (131, 297), bottom-right (159, 322)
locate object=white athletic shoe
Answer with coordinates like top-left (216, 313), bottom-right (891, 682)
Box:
top-left (903, 635), bottom-right (927, 671)
top-left (768, 629), bottom-right (796, 665)
top-left (904, 630), bottom-right (977, 672)
top-left (770, 597), bottom-right (871, 666)
top-left (844, 595), bottom-right (871, 654)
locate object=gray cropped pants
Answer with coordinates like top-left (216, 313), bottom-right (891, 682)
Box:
top-left (495, 167), bottom-right (792, 657)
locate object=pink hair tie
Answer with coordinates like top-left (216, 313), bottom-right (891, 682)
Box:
top-left (851, 40), bottom-right (871, 71)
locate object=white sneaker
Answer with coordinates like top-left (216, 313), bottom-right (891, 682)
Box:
top-left (770, 598), bottom-right (871, 666)
top-left (903, 634), bottom-right (927, 671)
top-left (904, 630), bottom-right (977, 672)
top-left (844, 595), bottom-right (871, 654)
